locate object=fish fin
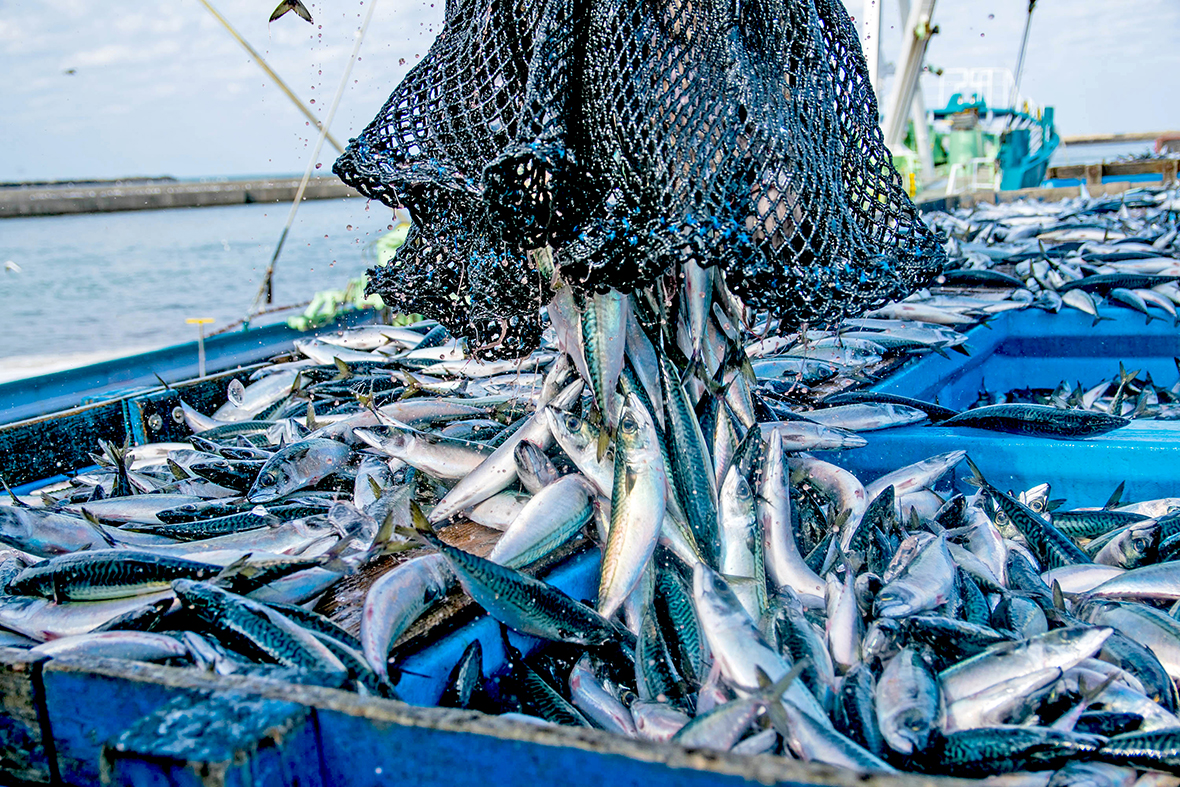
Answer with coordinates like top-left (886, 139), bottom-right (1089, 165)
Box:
top-left (963, 455), bottom-right (986, 488)
top-left (1078, 671), bottom-right (1119, 706)
top-left (820, 519), bottom-right (852, 575)
top-left (597, 425), bottom-right (612, 463)
top-left (1103, 481), bottom-right (1127, 510)
top-left (271, 0), bottom-right (313, 23)
top-left (317, 534), bottom-right (359, 572)
top-left (907, 507), bottom-right (923, 533)
top-left (624, 467), bottom-right (637, 496)
top-left (79, 509), bottom-right (118, 547)
top-left (213, 553), bottom-right (255, 583)
top-left (1051, 579), bottom-right (1066, 612)
top-left (333, 357), bottom-right (352, 381)
top-left (167, 459), bottom-right (190, 480)
top-left (757, 659), bottom-right (808, 702)
top-left (407, 501), bottom-right (442, 547)
top-left (950, 343), bottom-right (972, 356)
top-left (0, 476), bottom-right (31, 509)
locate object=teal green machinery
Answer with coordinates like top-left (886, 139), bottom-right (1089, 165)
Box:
top-left (927, 92), bottom-right (1059, 193)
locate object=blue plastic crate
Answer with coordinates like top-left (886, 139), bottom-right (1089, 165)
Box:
top-left (828, 309), bottom-right (1180, 504)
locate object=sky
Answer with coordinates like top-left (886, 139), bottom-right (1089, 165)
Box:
top-left (0, 0), bottom-right (1177, 183)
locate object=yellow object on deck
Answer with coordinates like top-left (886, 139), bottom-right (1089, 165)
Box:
top-left (186, 318), bottom-right (216, 378)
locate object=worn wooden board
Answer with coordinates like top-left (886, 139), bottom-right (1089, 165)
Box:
top-left (101, 693), bottom-right (322, 787)
top-left (1047, 158), bottom-right (1179, 185)
top-left (0, 648), bottom-right (51, 785)
top-left (13, 655), bottom-right (980, 787)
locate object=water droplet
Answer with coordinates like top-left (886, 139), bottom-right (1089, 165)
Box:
top-left (227, 379), bottom-right (246, 407)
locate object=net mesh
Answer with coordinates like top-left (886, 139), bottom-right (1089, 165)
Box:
top-left (335, 0), bottom-right (945, 359)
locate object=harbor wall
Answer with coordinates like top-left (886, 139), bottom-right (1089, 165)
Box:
top-left (0, 176), bottom-right (361, 218)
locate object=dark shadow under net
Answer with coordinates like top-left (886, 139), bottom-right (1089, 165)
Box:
top-left (335, 0), bottom-right (945, 359)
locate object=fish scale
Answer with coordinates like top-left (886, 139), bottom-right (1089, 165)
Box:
top-left (7, 550), bottom-right (221, 602)
top-left (580, 289), bottom-right (627, 425)
top-left (931, 727), bottom-right (1108, 776)
top-left (415, 508), bottom-right (630, 649)
top-left (1098, 728), bottom-right (1180, 773)
top-left (659, 356), bottom-right (720, 567)
top-left (1055, 509), bottom-right (1151, 539)
top-left (173, 580), bottom-right (346, 677)
top-left (987, 485), bottom-right (1092, 569)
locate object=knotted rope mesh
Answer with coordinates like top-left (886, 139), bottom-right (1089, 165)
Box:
top-left (334, 0), bottom-right (945, 359)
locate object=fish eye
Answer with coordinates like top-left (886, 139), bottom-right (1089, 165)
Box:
top-left (621, 416), bottom-right (639, 433)
top-left (563, 414), bottom-right (581, 430)
top-left (261, 472), bottom-right (277, 485)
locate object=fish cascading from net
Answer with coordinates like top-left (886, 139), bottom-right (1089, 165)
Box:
top-left (334, 0), bottom-right (946, 359)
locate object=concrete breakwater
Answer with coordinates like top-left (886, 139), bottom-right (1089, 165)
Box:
top-left (0, 176), bottom-right (360, 217)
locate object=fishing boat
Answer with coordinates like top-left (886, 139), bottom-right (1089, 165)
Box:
top-left (2, 178), bottom-right (1180, 785)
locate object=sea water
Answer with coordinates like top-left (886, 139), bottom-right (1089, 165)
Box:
top-left (0, 197), bottom-right (398, 381)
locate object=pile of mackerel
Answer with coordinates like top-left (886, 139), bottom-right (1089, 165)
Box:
top-left (3, 186), bottom-right (1180, 783)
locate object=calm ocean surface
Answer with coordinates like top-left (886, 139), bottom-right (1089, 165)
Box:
top-left (0, 197), bottom-right (399, 382)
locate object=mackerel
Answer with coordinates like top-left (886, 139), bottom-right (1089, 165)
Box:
top-left (598, 394), bottom-right (666, 619)
top-left (414, 507), bottom-right (629, 649)
top-left (580, 288), bottom-right (628, 425)
top-left (360, 553), bottom-right (455, 683)
top-left (806, 403), bottom-right (928, 432)
top-left (173, 579), bottom-right (346, 677)
top-left (691, 563), bottom-right (828, 724)
top-left (247, 438), bottom-right (352, 503)
top-left (7, 549), bottom-right (221, 601)
top-left (428, 379), bottom-right (583, 523)
top-left (941, 404), bottom-right (1129, 438)
top-left (31, 631), bottom-right (190, 662)
top-left (660, 356), bottom-right (719, 566)
top-left (940, 627), bottom-right (1114, 704)
top-left (863, 450), bottom-right (966, 502)
top-left (0, 590), bottom-right (176, 641)
top-left (757, 430), bottom-right (825, 608)
top-left (357, 427), bottom-right (491, 480)
top-left (717, 465), bottom-right (765, 619)
top-left (758, 421), bottom-right (867, 451)
top-left (486, 475), bottom-right (595, 569)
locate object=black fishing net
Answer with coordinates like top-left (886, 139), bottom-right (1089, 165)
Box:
top-left (335, 0), bottom-right (945, 358)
